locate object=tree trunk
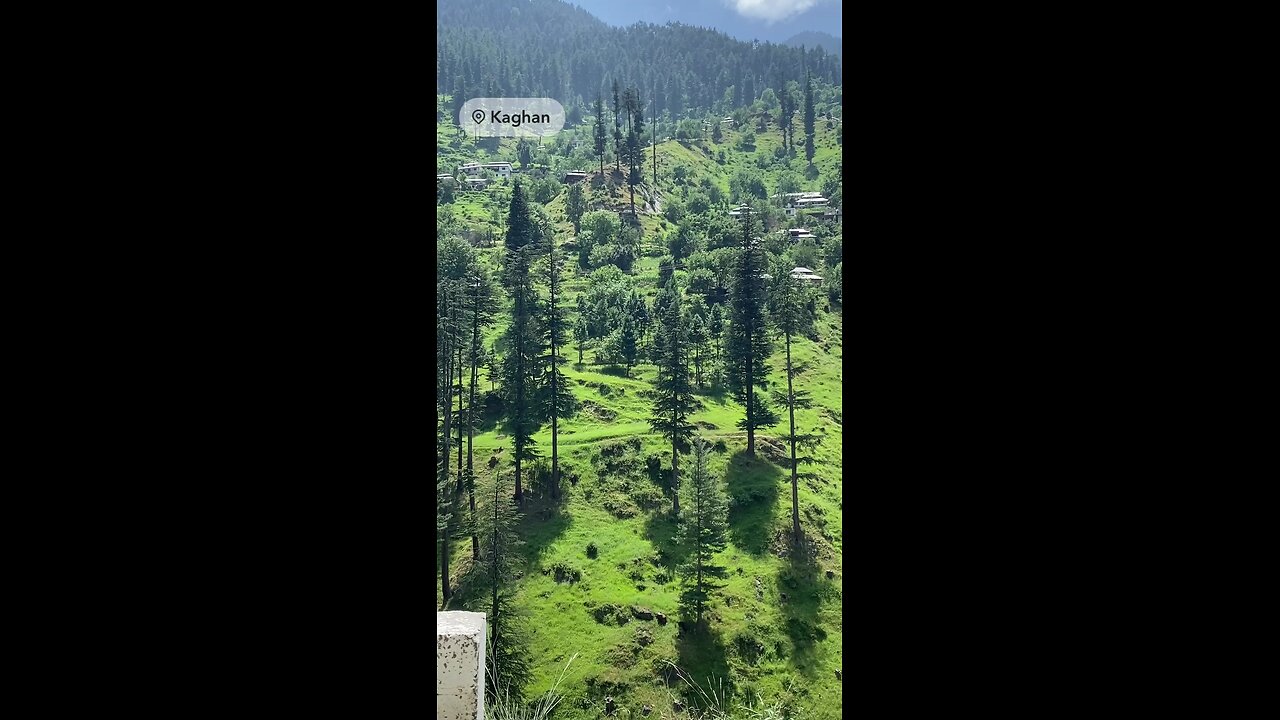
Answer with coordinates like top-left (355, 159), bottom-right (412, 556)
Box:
top-left (441, 526), bottom-right (451, 606)
top-left (456, 344), bottom-right (464, 493)
top-left (441, 305), bottom-right (454, 606)
top-left (514, 277), bottom-right (524, 506)
top-left (746, 346), bottom-right (755, 456)
top-left (467, 296), bottom-right (481, 561)
top-left (787, 331), bottom-right (799, 542)
top-left (550, 258), bottom-right (560, 502)
top-left (671, 404), bottom-right (680, 515)
top-left (491, 475), bottom-right (500, 668)
top-left (695, 509), bottom-right (703, 624)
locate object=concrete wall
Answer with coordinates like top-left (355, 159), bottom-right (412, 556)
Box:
top-left (438, 611), bottom-right (486, 720)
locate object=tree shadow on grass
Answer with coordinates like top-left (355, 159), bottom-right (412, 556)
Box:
top-left (725, 450), bottom-right (781, 556)
top-left (775, 533), bottom-right (829, 680)
top-left (673, 623), bottom-right (735, 713)
top-left (643, 509), bottom-right (692, 579)
top-left (516, 494), bottom-right (572, 570)
top-left (597, 364), bottom-right (632, 378)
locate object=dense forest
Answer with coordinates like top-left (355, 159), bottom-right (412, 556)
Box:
top-left (437, 0), bottom-right (841, 123)
top-left (437, 2), bottom-right (843, 719)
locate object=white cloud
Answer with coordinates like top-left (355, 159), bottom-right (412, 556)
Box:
top-left (725, 0), bottom-right (820, 23)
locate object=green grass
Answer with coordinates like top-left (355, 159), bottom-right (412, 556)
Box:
top-left (440, 99), bottom-right (843, 720)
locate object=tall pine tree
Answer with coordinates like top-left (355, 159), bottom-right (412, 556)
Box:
top-left (540, 220), bottom-right (575, 501)
top-left (725, 204), bottom-right (778, 456)
top-left (769, 273), bottom-right (821, 543)
top-left (803, 71), bottom-right (816, 167)
top-left (565, 182), bottom-right (586, 237)
top-left (593, 93), bottom-right (607, 175)
top-left (500, 181), bottom-right (542, 505)
top-left (437, 273), bottom-right (462, 606)
top-left (612, 80), bottom-right (623, 172)
top-left (464, 266), bottom-right (497, 560)
top-left (648, 282), bottom-right (698, 514)
top-left (468, 467), bottom-right (531, 701)
top-left (677, 437), bottom-right (728, 625)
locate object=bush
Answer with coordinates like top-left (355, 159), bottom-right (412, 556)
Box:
top-left (550, 561), bottom-right (580, 584)
top-left (686, 191), bottom-right (711, 216)
top-left (586, 542), bottom-right (598, 559)
top-left (590, 603), bottom-right (630, 625)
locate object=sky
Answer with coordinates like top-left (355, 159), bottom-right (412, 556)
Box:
top-left (570, 0), bottom-right (841, 44)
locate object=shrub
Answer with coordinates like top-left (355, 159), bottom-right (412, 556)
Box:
top-left (550, 562), bottom-right (580, 584)
top-left (586, 542), bottom-right (598, 559)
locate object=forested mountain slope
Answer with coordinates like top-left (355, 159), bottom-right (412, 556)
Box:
top-left (437, 3), bottom-right (843, 719)
top-left (437, 0), bottom-right (841, 120)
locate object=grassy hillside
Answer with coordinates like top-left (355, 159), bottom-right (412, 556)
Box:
top-left (438, 96), bottom-right (843, 720)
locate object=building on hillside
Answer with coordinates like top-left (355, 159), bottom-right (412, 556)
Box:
top-left (437, 174), bottom-right (455, 185)
top-left (728, 204), bottom-right (756, 217)
top-left (790, 267), bottom-right (825, 284)
top-left (562, 171), bottom-right (589, 184)
top-left (787, 228), bottom-right (815, 240)
top-left (457, 161), bottom-right (513, 178)
top-left (464, 177), bottom-right (490, 190)
top-left (793, 197), bottom-right (829, 208)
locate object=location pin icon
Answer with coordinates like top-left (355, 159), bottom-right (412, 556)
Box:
top-left (471, 109), bottom-right (486, 124)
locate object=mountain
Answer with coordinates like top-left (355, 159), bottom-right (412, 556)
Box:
top-left (568, 0), bottom-right (843, 44)
top-left (784, 31), bottom-right (841, 57)
top-left (437, 0), bottom-right (842, 116)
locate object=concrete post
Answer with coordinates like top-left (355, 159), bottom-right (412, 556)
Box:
top-left (438, 611), bottom-right (487, 720)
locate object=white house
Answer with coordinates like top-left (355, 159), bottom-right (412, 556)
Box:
top-left (458, 161), bottom-right (513, 178)
top-left (787, 228), bottom-right (815, 240)
top-left (790, 267), bottom-right (824, 284)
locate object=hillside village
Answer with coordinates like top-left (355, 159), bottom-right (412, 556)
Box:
top-left (437, 3), bottom-right (842, 719)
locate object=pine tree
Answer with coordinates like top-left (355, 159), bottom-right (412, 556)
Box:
top-left (648, 283), bottom-right (698, 514)
top-left (464, 266), bottom-right (497, 560)
top-left (612, 80), bottom-right (623, 172)
top-left (540, 222), bottom-right (575, 501)
top-left (565, 183), bottom-right (585, 237)
top-left (725, 204), bottom-right (778, 456)
top-left (468, 467), bottom-right (531, 701)
top-left (709, 302), bottom-right (724, 368)
top-left (574, 315), bottom-right (588, 365)
top-left (689, 309), bottom-right (708, 389)
top-left (500, 181), bottom-right (542, 505)
top-left (677, 437), bottom-right (728, 626)
top-left (593, 94), bottom-right (607, 175)
top-left (620, 316), bottom-right (637, 377)
top-left (769, 273), bottom-right (821, 543)
top-left (712, 120), bottom-right (722, 143)
top-left (803, 72), bottom-right (816, 167)
top-left (437, 272), bottom-right (465, 606)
